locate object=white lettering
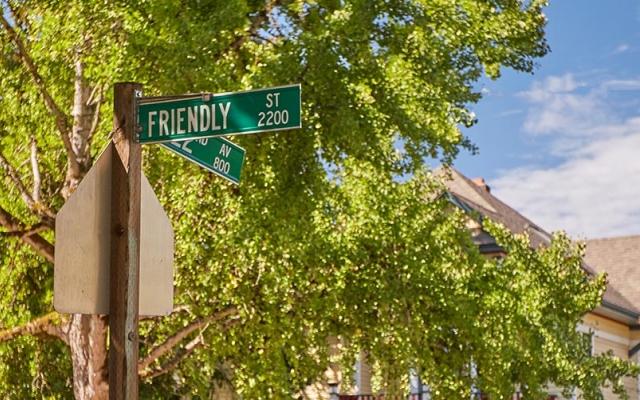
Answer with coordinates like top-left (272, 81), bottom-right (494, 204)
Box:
top-left (159, 111), bottom-right (169, 136)
top-left (219, 144), bottom-right (231, 158)
top-left (213, 157), bottom-right (230, 174)
top-left (148, 111), bottom-right (157, 138)
top-left (187, 106), bottom-right (198, 133)
top-left (211, 104), bottom-right (221, 130)
top-left (266, 93), bottom-right (280, 108)
top-left (181, 139), bottom-right (193, 154)
top-left (176, 108), bottom-right (185, 134)
top-left (200, 104), bottom-right (210, 131)
top-left (219, 102), bottom-right (230, 129)
top-left (170, 109), bottom-right (176, 135)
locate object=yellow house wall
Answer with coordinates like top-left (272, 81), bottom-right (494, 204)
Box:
top-left (583, 313), bottom-right (630, 338)
top-left (582, 312), bottom-right (638, 400)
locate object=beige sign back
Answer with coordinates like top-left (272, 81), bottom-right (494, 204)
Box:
top-left (54, 143), bottom-right (174, 316)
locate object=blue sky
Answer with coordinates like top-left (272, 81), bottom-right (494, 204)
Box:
top-left (454, 0), bottom-right (640, 239)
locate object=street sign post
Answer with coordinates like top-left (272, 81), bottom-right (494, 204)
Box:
top-left (162, 137), bottom-right (245, 184)
top-left (53, 82), bottom-right (301, 400)
top-left (138, 84), bottom-right (301, 144)
top-left (111, 83), bottom-right (143, 400)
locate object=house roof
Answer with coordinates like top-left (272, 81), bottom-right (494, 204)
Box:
top-left (441, 167), bottom-right (640, 320)
top-left (585, 236), bottom-right (640, 316)
top-left (443, 167), bottom-right (551, 249)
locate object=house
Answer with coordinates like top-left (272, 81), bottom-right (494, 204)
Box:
top-left (445, 168), bottom-right (640, 400)
top-left (583, 235), bottom-right (640, 399)
top-left (314, 168), bottom-right (640, 400)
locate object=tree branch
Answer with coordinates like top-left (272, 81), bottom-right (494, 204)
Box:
top-left (138, 306), bottom-right (238, 373)
top-left (139, 334), bottom-right (204, 380)
top-left (85, 85), bottom-right (104, 151)
top-left (30, 136), bottom-right (41, 203)
top-left (139, 304), bottom-right (191, 321)
top-left (0, 312), bottom-right (67, 343)
top-left (140, 318), bottom-right (241, 380)
top-left (1, 222), bottom-right (49, 238)
top-left (0, 11), bottom-right (77, 173)
top-left (213, 0), bottom-right (280, 59)
top-left (0, 148), bottom-right (35, 209)
top-left (0, 205), bottom-right (54, 263)
top-left (0, 146), bottom-right (55, 223)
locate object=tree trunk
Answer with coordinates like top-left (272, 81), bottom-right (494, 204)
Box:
top-left (68, 315), bottom-right (109, 400)
top-left (64, 58), bottom-right (110, 399)
top-left (62, 59), bottom-right (94, 198)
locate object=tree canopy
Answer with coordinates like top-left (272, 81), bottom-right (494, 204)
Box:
top-left (0, 0), bottom-right (637, 399)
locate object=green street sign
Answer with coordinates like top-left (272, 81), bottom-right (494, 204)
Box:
top-left (138, 84), bottom-right (301, 144)
top-left (162, 137), bottom-right (245, 184)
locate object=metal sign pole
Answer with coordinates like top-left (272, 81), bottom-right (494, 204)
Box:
top-left (109, 82), bottom-right (143, 400)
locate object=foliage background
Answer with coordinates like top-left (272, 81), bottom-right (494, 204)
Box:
top-left (0, 0), bottom-right (637, 399)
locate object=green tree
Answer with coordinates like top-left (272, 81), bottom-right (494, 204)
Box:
top-left (0, 0), bottom-right (636, 399)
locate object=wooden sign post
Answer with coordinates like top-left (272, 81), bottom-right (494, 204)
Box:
top-left (110, 82), bottom-right (142, 399)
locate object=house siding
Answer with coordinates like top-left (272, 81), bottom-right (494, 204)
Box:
top-left (583, 313), bottom-right (639, 400)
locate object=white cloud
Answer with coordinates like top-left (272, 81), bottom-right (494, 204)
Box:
top-left (602, 79), bottom-right (640, 91)
top-left (518, 74), bottom-right (610, 140)
top-left (493, 129), bottom-right (640, 238)
top-left (613, 43), bottom-right (630, 54)
top-left (520, 74), bottom-right (583, 100)
top-left (497, 109), bottom-right (523, 118)
top-left (491, 74), bottom-right (640, 238)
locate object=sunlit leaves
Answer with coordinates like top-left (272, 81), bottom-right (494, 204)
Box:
top-left (2, 0), bottom-right (631, 399)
